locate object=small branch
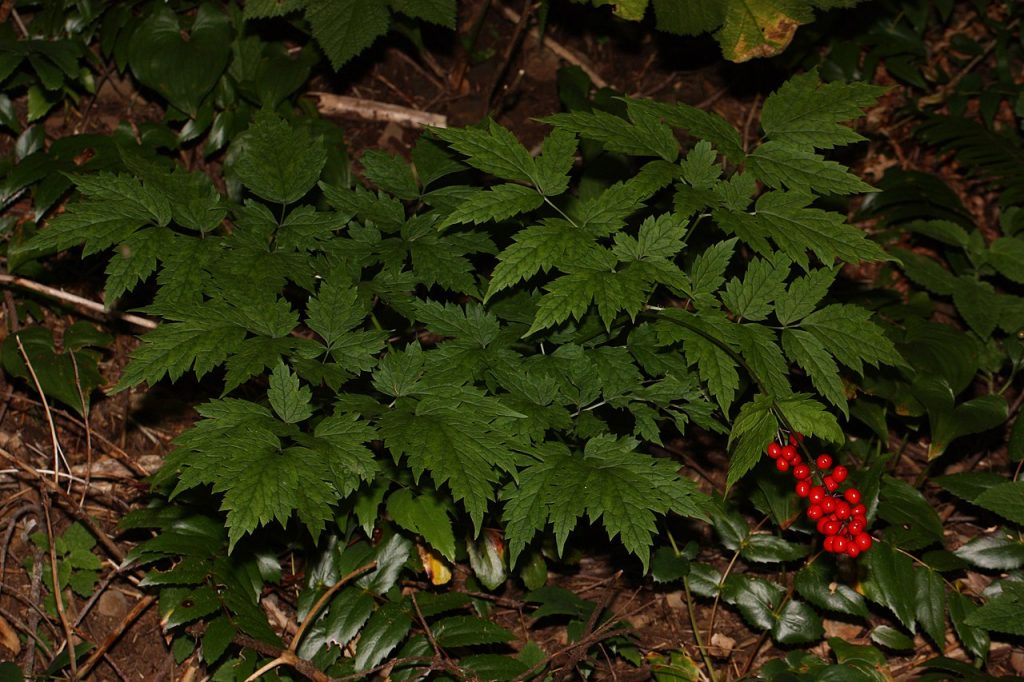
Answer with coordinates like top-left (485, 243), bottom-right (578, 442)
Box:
top-left (289, 561), bottom-right (377, 652)
top-left (310, 92), bottom-right (447, 128)
top-left (42, 502), bottom-right (78, 679)
top-left (497, 2), bottom-right (608, 89)
top-left (0, 274), bottom-right (157, 330)
top-left (76, 594), bottom-right (155, 679)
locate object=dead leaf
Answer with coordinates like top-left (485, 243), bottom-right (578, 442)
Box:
top-left (0, 612), bottom-right (21, 655)
top-left (710, 631), bottom-right (736, 658)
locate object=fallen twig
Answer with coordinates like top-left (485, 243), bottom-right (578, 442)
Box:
top-left (0, 274), bottom-right (157, 330)
top-left (497, 2), bottom-right (609, 89)
top-left (76, 594), bottom-right (156, 679)
top-left (310, 92), bottom-right (447, 128)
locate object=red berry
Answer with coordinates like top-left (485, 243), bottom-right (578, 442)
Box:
top-left (823, 520), bottom-right (840, 536)
top-left (793, 464), bottom-right (811, 480)
top-left (815, 454), bottom-right (833, 470)
top-left (844, 488), bottom-right (861, 505)
top-left (780, 445), bottom-right (798, 462)
top-left (807, 505), bottom-right (823, 520)
top-left (855, 533), bottom-right (872, 551)
top-left (835, 501), bottom-right (851, 520)
top-left (795, 480), bottom-right (811, 497)
top-left (823, 536), bottom-right (835, 552)
top-left (832, 465), bottom-right (848, 483)
top-left (846, 544), bottom-right (860, 558)
top-left (809, 487), bottom-right (826, 505)
top-left (789, 432), bottom-right (804, 445)
top-left (767, 442), bottom-right (783, 458)
top-left (851, 504), bottom-right (866, 517)
top-left (833, 536), bottom-right (848, 553)
top-left (817, 517), bottom-right (830, 534)
top-left (776, 458), bottom-right (790, 472)
top-left (821, 497), bottom-right (836, 513)
top-left (824, 475), bottom-right (839, 492)
top-left (847, 519), bottom-right (865, 535)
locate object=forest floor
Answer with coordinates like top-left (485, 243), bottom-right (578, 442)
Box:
top-left (0, 1), bottom-right (1021, 680)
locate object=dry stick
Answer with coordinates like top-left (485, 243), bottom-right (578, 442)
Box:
top-left (487, 0), bottom-right (534, 110)
top-left (42, 502), bottom-right (78, 679)
top-left (69, 351), bottom-right (94, 507)
top-left (15, 336), bottom-right (67, 489)
top-left (496, 2), bottom-right (608, 89)
top-left (76, 593), bottom-right (156, 679)
top-left (0, 604), bottom-right (53, 659)
top-left (0, 274), bottom-right (157, 330)
top-left (243, 561), bottom-right (378, 682)
top-left (310, 92), bottom-right (448, 128)
top-left (0, 447), bottom-right (125, 564)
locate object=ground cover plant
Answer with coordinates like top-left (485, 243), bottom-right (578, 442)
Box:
top-left (0, 1), bottom-right (1022, 680)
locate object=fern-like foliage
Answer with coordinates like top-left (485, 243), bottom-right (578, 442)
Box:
top-left (27, 72), bottom-right (900, 574)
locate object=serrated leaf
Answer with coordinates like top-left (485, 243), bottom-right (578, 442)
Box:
top-left (432, 119), bottom-right (537, 184)
top-left (742, 534), bottom-right (809, 563)
top-left (438, 183), bottom-right (543, 229)
top-left (526, 267), bottom-right (649, 335)
top-left (721, 257), bottom-right (786, 322)
top-left (915, 567), bottom-right (946, 648)
top-left (727, 394), bottom-right (777, 488)
top-left (431, 616), bottom-right (515, 647)
top-left (502, 437), bottom-right (710, 571)
top-left (972, 481), bottom-right (1024, 526)
top-left (954, 531), bottom-right (1024, 570)
top-left (390, 0), bottom-right (456, 27)
top-left (722, 575), bottom-right (784, 631)
top-left (772, 599), bottom-right (823, 645)
top-left (794, 561), bottom-right (869, 617)
top-left (761, 70), bottom-right (887, 149)
top-left (735, 323), bottom-right (790, 397)
top-left (387, 489), bottom-right (455, 561)
top-left (782, 329), bottom-right (847, 416)
top-left (965, 580), bottom-right (1024, 636)
top-left (534, 128), bottom-right (577, 196)
top-left (947, 591), bottom-right (990, 661)
top-left (862, 541), bottom-right (917, 631)
top-left (988, 237), bottom-right (1024, 284)
top-left (307, 0), bottom-right (391, 70)
top-left (354, 601), bottom-right (412, 671)
top-left (775, 268), bottom-right (836, 326)
top-left (870, 625), bottom-right (914, 651)
top-left (542, 102), bottom-right (678, 162)
top-left (104, 227), bottom-right (174, 304)
top-left (361, 149), bottom-right (419, 200)
top-left (268, 361), bottom-right (313, 423)
top-left (878, 475), bottom-right (943, 551)
top-left (952, 276), bottom-right (1000, 338)
top-left (235, 111), bottom-right (326, 204)
top-left (748, 141), bottom-right (875, 196)
top-left (688, 237), bottom-right (736, 297)
top-left (800, 304), bottom-right (903, 374)
top-left (627, 98), bottom-right (744, 163)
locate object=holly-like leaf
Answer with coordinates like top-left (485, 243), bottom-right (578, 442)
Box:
top-left (862, 541), bottom-right (917, 631)
top-left (965, 580), bottom-right (1024, 636)
top-left (877, 475), bottom-right (944, 551)
top-left (772, 600), bottom-right (823, 645)
top-left (915, 568), bottom-right (946, 648)
top-left (354, 601), bottom-right (412, 671)
top-left (971, 481), bottom-right (1024, 526)
top-left (954, 530), bottom-right (1024, 570)
top-left (794, 561), bottom-right (869, 617)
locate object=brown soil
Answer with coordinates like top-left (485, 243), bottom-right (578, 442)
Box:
top-left (1, 1), bottom-right (1021, 680)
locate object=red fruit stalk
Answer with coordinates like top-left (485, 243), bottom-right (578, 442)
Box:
top-left (766, 432), bottom-right (873, 557)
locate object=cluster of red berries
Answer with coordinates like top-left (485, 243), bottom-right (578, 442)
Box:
top-left (767, 433), bottom-right (873, 558)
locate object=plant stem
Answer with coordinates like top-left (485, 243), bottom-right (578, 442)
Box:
top-left (684, 575), bottom-right (718, 682)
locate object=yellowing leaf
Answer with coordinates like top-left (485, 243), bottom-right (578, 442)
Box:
top-left (416, 543), bottom-right (453, 586)
top-left (717, 1), bottom-right (811, 63)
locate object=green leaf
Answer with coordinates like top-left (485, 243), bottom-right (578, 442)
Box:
top-left (721, 256), bottom-right (786, 322)
top-left (307, 0), bottom-right (391, 70)
top-left (912, 378), bottom-right (1008, 459)
top-left (933, 472), bottom-right (1006, 504)
top-left (460, 655), bottom-right (529, 681)
top-left (862, 541), bottom-right (917, 631)
top-left (235, 111), bottom-right (326, 205)
top-left (104, 227), bottom-right (174, 304)
top-left (715, 0), bottom-right (812, 62)
top-left (431, 616), bottom-right (515, 647)
top-left (543, 102), bottom-right (679, 162)
top-left (742, 534), bottom-right (809, 563)
top-left (201, 616), bottom-right (235, 664)
top-left (877, 476), bottom-right (944, 551)
top-left (298, 588), bottom-right (374, 659)
top-left (947, 591), bottom-right (990, 661)
top-left (892, 248), bottom-right (957, 295)
top-left (794, 561), bottom-right (869, 618)
top-left (527, 266), bottom-right (649, 334)
top-left (772, 600), bottom-right (823, 645)
top-left (389, 0), bottom-right (456, 28)
top-left (870, 625), bottom-right (914, 651)
top-left (782, 329), bottom-right (847, 416)
top-left (761, 70), bottom-right (887, 149)
top-left (650, 546), bottom-right (689, 583)
top-left (502, 438), bottom-right (710, 571)
top-left (628, 99), bottom-right (744, 162)
top-left (354, 601), bottom-right (412, 671)
top-left (952, 276), bottom-right (1000, 338)
top-left (688, 237), bottom-right (736, 297)
top-left (387, 489), bottom-right (455, 561)
top-left (735, 323), bottom-right (790, 397)
top-left (747, 141), bottom-right (875, 196)
top-left (534, 128), bottom-right (577, 197)
top-left (361, 150), bottom-right (419, 200)
top-left (127, 4), bottom-right (232, 116)
top-left (988, 237), bottom-right (1024, 284)
top-left (915, 568), bottom-right (946, 648)
top-left (727, 394), bottom-right (777, 488)
top-left (722, 575), bottom-right (784, 631)
top-left (432, 120), bottom-right (537, 184)
top-left (800, 304), bottom-right (903, 375)
top-left (972, 481), bottom-right (1024, 526)
top-left (965, 580), bottom-right (1024, 636)
top-left (716, 191), bottom-right (889, 269)
top-left (774, 393), bottom-right (844, 444)
top-left (954, 531), bottom-right (1024, 570)
top-left (438, 183), bottom-right (543, 229)
top-left (267, 361), bottom-right (313, 424)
